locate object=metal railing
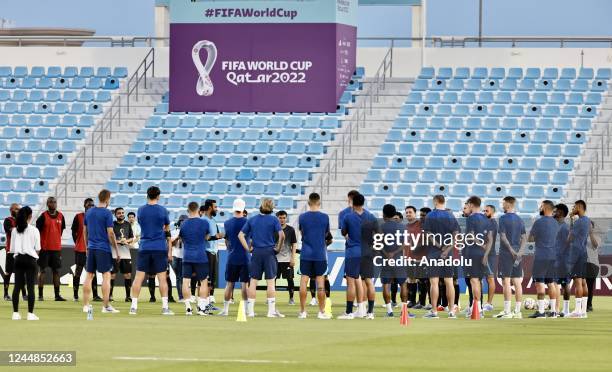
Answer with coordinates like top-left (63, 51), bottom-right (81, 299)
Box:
top-left (2, 35), bottom-right (612, 48)
top-left (576, 114), bottom-right (612, 202)
top-left (313, 46), bottom-right (393, 208)
top-left (126, 48), bottom-right (155, 112)
top-left (50, 48), bottom-right (156, 205)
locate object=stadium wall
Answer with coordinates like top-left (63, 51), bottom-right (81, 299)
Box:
top-left (1, 47), bottom-right (611, 78)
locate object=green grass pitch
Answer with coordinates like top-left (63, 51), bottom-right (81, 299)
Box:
top-left (1, 286), bottom-right (610, 371)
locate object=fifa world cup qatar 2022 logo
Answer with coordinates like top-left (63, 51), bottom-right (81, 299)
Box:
top-left (192, 40), bottom-right (218, 96)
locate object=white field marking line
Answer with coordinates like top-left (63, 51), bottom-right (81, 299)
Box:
top-left (113, 356), bottom-right (297, 364)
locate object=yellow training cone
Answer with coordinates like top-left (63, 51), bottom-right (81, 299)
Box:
top-left (236, 300), bottom-right (247, 322)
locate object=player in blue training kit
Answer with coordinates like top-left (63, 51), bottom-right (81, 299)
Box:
top-left (239, 198), bottom-right (285, 318)
top-left (568, 200), bottom-right (590, 318)
top-left (220, 199), bottom-right (249, 316)
top-left (82, 189), bottom-right (120, 314)
top-left (422, 195), bottom-right (460, 319)
top-left (495, 196), bottom-right (527, 319)
top-left (129, 186), bottom-right (174, 316)
top-left (463, 196), bottom-right (493, 319)
top-left (178, 202), bottom-right (211, 316)
top-left (553, 203), bottom-right (571, 316)
top-left (528, 200), bottom-right (560, 318)
top-left (338, 193), bottom-right (371, 319)
top-left (297, 193), bottom-right (332, 319)
top-left (337, 190), bottom-right (364, 311)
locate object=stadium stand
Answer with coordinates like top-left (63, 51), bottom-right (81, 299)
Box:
top-left (0, 66), bottom-right (126, 242)
top-left (360, 67), bottom-right (611, 216)
top-left (104, 70), bottom-right (365, 223)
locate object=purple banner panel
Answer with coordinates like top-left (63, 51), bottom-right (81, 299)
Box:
top-left (169, 23), bottom-right (356, 113)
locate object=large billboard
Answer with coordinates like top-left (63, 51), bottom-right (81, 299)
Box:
top-left (169, 0), bottom-right (357, 113)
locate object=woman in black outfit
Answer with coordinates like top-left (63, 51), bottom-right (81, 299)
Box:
top-left (11, 206), bottom-right (41, 320)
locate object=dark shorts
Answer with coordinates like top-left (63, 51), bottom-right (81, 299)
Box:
top-left (249, 253), bottom-right (277, 280)
top-left (112, 259), bottom-right (133, 274)
top-left (86, 249), bottom-right (113, 274)
top-left (413, 258), bottom-right (428, 279)
top-left (498, 256), bottom-right (523, 278)
top-left (182, 261), bottom-right (209, 281)
top-left (533, 259), bottom-right (556, 283)
top-left (426, 252), bottom-right (454, 278)
top-left (556, 276), bottom-right (570, 286)
top-left (464, 255), bottom-right (486, 279)
top-left (486, 254), bottom-right (497, 277)
top-left (360, 255), bottom-right (375, 279)
top-left (5, 252), bottom-right (14, 273)
top-left (136, 251), bottom-right (168, 274)
top-left (569, 258), bottom-right (587, 279)
top-left (381, 255), bottom-right (408, 284)
top-left (75, 251), bottom-right (87, 267)
top-left (586, 263), bottom-right (600, 279)
top-left (300, 260), bottom-right (327, 277)
top-left (277, 261), bottom-right (295, 279)
top-left (38, 250), bottom-right (61, 271)
top-left (344, 257), bottom-right (361, 279)
top-left (225, 263), bottom-right (250, 283)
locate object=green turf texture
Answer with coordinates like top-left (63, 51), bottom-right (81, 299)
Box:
top-left (1, 286), bottom-right (610, 371)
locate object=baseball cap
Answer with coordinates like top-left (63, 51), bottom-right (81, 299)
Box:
top-left (232, 198), bottom-right (246, 212)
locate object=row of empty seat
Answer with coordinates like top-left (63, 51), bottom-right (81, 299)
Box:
top-left (393, 117), bottom-right (591, 131)
top-left (146, 114), bottom-right (341, 129)
top-left (136, 128), bottom-right (334, 142)
top-left (407, 91), bottom-right (602, 104)
top-left (0, 66), bottom-right (128, 78)
top-left (0, 89), bottom-right (112, 102)
top-left (0, 114), bottom-right (96, 127)
top-left (417, 67), bottom-right (611, 80)
top-left (119, 153), bottom-right (320, 169)
top-left (1, 77), bottom-right (120, 90)
top-left (111, 167), bottom-right (310, 183)
top-left (398, 103), bottom-right (597, 117)
top-left (129, 141), bottom-right (325, 155)
top-left (365, 169), bottom-right (570, 186)
top-left (412, 78), bottom-right (607, 92)
top-left (0, 102), bottom-right (103, 114)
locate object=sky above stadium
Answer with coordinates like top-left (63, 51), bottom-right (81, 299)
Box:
top-left (1, 0), bottom-right (611, 38)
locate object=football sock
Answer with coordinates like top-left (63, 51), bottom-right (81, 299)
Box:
top-left (147, 277), bottom-right (155, 298)
top-left (563, 300), bottom-right (570, 314)
top-left (247, 299), bottom-right (255, 315)
top-left (124, 279), bottom-right (132, 298)
top-left (185, 300), bottom-right (192, 311)
top-left (223, 300), bottom-right (230, 313)
top-left (267, 298), bottom-right (276, 314)
top-left (346, 301), bottom-right (353, 314)
top-left (537, 299), bottom-right (546, 313)
top-left (385, 303), bottom-right (393, 313)
top-left (198, 297), bottom-right (209, 310)
top-left (367, 300), bottom-right (374, 314)
top-left (504, 300), bottom-right (511, 313)
top-left (581, 297), bottom-right (588, 314)
top-left (131, 297), bottom-right (138, 310)
top-left (515, 302), bottom-right (522, 313)
top-left (575, 298), bottom-right (582, 313)
top-left (161, 297), bottom-right (168, 309)
top-left (549, 299), bottom-right (556, 313)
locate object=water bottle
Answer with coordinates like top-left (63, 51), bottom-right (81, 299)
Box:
top-left (87, 306), bottom-right (93, 320)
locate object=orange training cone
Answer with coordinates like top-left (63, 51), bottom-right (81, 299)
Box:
top-left (470, 300), bottom-right (480, 320)
top-left (399, 303), bottom-right (410, 326)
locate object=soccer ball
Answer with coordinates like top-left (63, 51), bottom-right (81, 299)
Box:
top-left (524, 298), bottom-right (536, 310)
